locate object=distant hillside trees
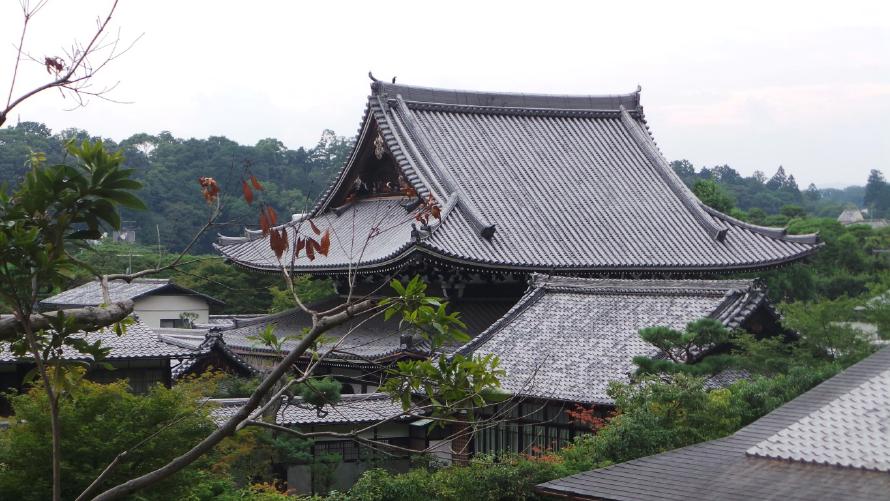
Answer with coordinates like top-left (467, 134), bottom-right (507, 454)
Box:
top-left (864, 169), bottom-right (890, 218)
top-left (671, 159), bottom-right (872, 222)
top-left (0, 122), bottom-right (351, 253)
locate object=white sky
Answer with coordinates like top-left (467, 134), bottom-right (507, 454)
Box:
top-left (1, 0), bottom-right (888, 187)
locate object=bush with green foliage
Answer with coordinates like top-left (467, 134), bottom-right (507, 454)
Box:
top-left (311, 361), bottom-right (844, 501)
top-left (0, 374), bottom-right (228, 500)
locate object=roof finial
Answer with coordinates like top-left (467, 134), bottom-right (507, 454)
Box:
top-left (368, 71), bottom-right (379, 83)
top-left (636, 84), bottom-right (642, 94)
top-left (392, 76), bottom-right (397, 84)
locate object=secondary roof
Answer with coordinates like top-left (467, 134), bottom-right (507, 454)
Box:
top-left (535, 347), bottom-right (890, 501)
top-left (217, 81), bottom-right (820, 275)
top-left (457, 274), bottom-right (770, 404)
top-left (213, 296), bottom-right (514, 362)
top-left (0, 318), bottom-right (196, 362)
top-left (40, 278), bottom-right (224, 310)
top-left (211, 393), bottom-right (410, 426)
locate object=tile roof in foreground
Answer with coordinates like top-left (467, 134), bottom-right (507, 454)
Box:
top-left (456, 275), bottom-right (768, 404)
top-left (216, 81), bottom-right (820, 275)
top-left (0, 318), bottom-right (197, 362)
top-left (210, 393), bottom-right (409, 426)
top-left (216, 296), bottom-right (514, 362)
top-left (40, 278), bottom-right (223, 310)
top-left (536, 347), bottom-right (890, 501)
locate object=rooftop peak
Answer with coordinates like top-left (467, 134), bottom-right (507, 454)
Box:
top-left (370, 81), bottom-right (641, 112)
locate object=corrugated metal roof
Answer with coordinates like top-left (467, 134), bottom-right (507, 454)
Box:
top-left (217, 82), bottom-right (820, 274)
top-left (457, 275), bottom-right (766, 404)
top-left (536, 347), bottom-right (890, 501)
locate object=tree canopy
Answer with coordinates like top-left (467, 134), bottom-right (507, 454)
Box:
top-left (0, 123), bottom-right (351, 253)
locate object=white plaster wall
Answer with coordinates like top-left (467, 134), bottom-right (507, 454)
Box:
top-left (133, 295), bottom-right (209, 328)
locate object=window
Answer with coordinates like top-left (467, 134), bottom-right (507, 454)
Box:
top-left (160, 318), bottom-right (187, 328)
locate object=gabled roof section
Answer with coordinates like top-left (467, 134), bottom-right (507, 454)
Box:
top-left (535, 347), bottom-right (890, 501)
top-left (216, 81), bottom-right (820, 274)
top-left (160, 329), bottom-right (260, 379)
top-left (40, 278), bottom-right (224, 310)
top-left (457, 275), bottom-right (768, 404)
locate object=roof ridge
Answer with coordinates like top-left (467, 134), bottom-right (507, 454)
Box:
top-left (529, 274), bottom-right (755, 294)
top-left (455, 285), bottom-right (546, 357)
top-left (372, 82), bottom-right (641, 112)
top-left (390, 95), bottom-right (496, 239)
top-left (619, 107), bottom-right (728, 242)
top-left (702, 205), bottom-right (821, 245)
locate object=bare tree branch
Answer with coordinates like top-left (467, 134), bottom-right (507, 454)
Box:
top-left (0, 0), bottom-right (131, 128)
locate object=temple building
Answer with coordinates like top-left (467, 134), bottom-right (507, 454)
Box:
top-left (40, 278), bottom-right (224, 329)
top-left (214, 81), bottom-right (821, 460)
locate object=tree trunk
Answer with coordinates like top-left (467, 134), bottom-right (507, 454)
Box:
top-left (20, 318), bottom-right (63, 501)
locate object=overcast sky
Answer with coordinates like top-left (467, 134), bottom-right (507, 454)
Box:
top-left (1, 0), bottom-right (888, 187)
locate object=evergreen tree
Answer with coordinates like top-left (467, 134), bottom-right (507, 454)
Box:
top-left (864, 169), bottom-right (890, 217)
top-left (766, 166), bottom-right (788, 191)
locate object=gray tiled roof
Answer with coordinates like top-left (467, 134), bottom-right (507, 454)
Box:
top-left (210, 393), bottom-right (408, 426)
top-left (457, 275), bottom-right (767, 404)
top-left (218, 297), bottom-right (513, 362)
top-left (217, 82), bottom-right (820, 275)
top-left (536, 347), bottom-right (890, 501)
top-left (159, 330), bottom-right (259, 379)
top-left (40, 278), bottom-right (223, 309)
top-left (0, 318), bottom-right (197, 362)
top-left (747, 367), bottom-right (890, 471)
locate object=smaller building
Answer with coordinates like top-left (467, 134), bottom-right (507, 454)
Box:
top-left (212, 393), bottom-right (415, 495)
top-left (536, 347), bottom-right (890, 501)
top-left (40, 278), bottom-right (224, 328)
top-left (0, 318), bottom-right (257, 415)
top-left (837, 208), bottom-right (889, 229)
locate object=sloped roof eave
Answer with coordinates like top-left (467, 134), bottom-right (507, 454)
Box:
top-left (216, 237), bottom-right (822, 276)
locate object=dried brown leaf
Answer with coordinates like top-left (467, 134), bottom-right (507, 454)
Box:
top-left (242, 180), bottom-right (254, 205)
top-left (318, 230), bottom-right (331, 256)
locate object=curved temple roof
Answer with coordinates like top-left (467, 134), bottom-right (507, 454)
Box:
top-left (217, 82), bottom-right (820, 275)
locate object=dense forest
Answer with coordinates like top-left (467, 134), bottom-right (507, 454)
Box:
top-left (0, 122), bottom-right (352, 254)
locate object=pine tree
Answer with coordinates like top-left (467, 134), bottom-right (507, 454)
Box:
top-left (864, 169), bottom-right (890, 217)
top-left (766, 166), bottom-right (788, 190)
